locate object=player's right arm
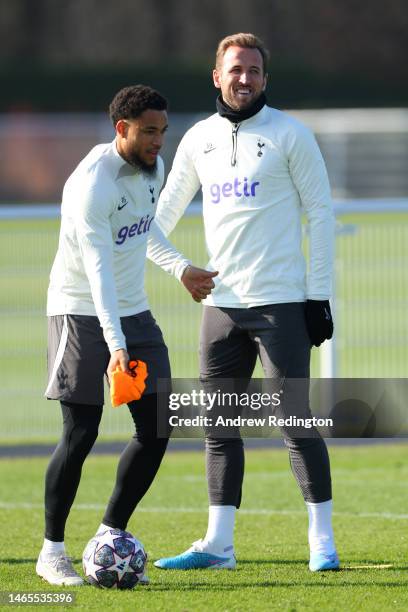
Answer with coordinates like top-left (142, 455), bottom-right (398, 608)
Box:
top-left (155, 129), bottom-right (201, 236)
top-left (73, 179), bottom-right (129, 375)
top-left (106, 348), bottom-right (130, 383)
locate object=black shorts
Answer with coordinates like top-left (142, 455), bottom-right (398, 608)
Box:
top-left (199, 304), bottom-right (313, 439)
top-left (199, 303), bottom-right (311, 380)
top-left (45, 311), bottom-right (171, 405)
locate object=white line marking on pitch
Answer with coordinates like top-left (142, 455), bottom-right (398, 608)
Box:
top-left (1, 501), bottom-right (408, 520)
top-left (346, 564), bottom-right (394, 570)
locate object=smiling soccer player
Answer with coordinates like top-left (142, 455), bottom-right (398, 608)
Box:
top-left (153, 33), bottom-right (337, 573)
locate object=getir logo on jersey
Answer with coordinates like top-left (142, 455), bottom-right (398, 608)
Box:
top-left (115, 214), bottom-right (154, 245)
top-left (209, 177), bottom-right (260, 204)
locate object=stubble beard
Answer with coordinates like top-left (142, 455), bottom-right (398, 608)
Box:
top-left (123, 150), bottom-right (157, 176)
top-left (225, 90), bottom-right (259, 111)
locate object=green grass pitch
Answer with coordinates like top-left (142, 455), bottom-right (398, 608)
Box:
top-left (0, 444), bottom-right (408, 611)
top-left (1, 212), bottom-right (408, 441)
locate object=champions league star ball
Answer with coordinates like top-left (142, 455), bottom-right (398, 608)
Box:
top-left (82, 528), bottom-right (147, 589)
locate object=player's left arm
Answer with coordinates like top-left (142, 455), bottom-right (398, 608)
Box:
top-left (287, 123), bottom-right (335, 298)
top-left (286, 123), bottom-right (335, 345)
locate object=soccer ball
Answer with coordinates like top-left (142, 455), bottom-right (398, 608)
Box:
top-left (82, 528), bottom-right (147, 589)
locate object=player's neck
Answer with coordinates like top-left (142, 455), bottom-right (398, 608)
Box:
top-left (216, 93), bottom-right (266, 123)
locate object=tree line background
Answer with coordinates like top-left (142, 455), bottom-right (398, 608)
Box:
top-left (1, 0), bottom-right (407, 111)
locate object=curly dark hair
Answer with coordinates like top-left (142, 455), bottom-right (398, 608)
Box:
top-left (109, 85), bottom-right (168, 126)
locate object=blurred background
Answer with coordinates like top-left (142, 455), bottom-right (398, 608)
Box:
top-left (1, 0), bottom-right (407, 440)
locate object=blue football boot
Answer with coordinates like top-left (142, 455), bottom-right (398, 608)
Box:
top-left (154, 540), bottom-right (236, 570)
top-left (309, 550), bottom-right (340, 572)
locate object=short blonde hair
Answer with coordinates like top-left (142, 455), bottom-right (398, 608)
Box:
top-left (215, 33), bottom-right (269, 74)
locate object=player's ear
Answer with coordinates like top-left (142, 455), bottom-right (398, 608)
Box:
top-left (213, 68), bottom-right (221, 89)
top-left (262, 73), bottom-right (268, 91)
top-left (116, 119), bottom-right (128, 138)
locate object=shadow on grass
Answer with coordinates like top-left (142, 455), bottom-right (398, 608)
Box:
top-left (144, 580), bottom-right (408, 591)
top-left (4, 560), bottom-right (408, 593)
top-left (238, 559), bottom-right (305, 565)
top-left (6, 558), bottom-right (408, 572)
top-left (4, 558), bottom-right (82, 565)
top-left (226, 558), bottom-right (408, 571)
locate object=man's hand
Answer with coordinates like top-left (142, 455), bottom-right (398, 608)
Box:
top-left (181, 265), bottom-right (219, 302)
top-left (304, 300), bottom-right (334, 347)
top-left (107, 348), bottom-right (130, 383)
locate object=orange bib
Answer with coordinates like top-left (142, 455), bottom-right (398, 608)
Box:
top-left (110, 360), bottom-right (148, 407)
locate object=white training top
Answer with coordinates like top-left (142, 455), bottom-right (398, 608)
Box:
top-left (155, 105), bottom-right (335, 307)
top-left (47, 140), bottom-right (190, 353)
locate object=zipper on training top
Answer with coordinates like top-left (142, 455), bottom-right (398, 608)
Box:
top-left (231, 123), bottom-right (240, 166)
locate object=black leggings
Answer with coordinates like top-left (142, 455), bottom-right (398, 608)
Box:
top-left (200, 304), bottom-right (332, 508)
top-left (206, 435), bottom-right (331, 507)
top-left (44, 396), bottom-right (168, 541)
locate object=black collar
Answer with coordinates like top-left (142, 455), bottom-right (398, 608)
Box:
top-left (216, 93), bottom-right (266, 123)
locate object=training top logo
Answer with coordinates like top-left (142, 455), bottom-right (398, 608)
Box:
top-left (204, 143), bottom-right (216, 154)
top-left (115, 215), bottom-right (154, 245)
top-left (209, 177), bottom-right (260, 204)
top-left (257, 140), bottom-right (265, 157)
top-left (118, 196), bottom-right (128, 210)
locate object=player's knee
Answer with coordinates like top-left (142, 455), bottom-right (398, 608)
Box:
top-left (284, 435), bottom-right (325, 450)
top-left (132, 432), bottom-right (169, 453)
top-left (67, 424), bottom-right (99, 458)
top-left (205, 436), bottom-right (243, 450)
